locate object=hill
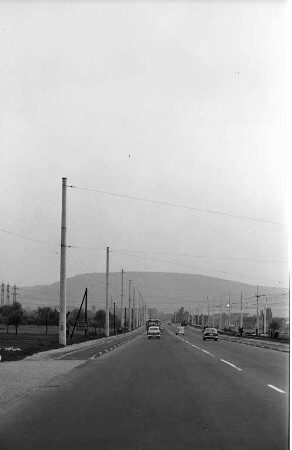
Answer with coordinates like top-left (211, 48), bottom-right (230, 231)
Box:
top-left (18, 272), bottom-right (288, 318)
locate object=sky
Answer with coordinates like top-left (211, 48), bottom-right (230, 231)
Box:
top-left (0, 1), bottom-right (291, 300)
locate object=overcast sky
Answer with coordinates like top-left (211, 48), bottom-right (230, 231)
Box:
top-left (0, 1), bottom-right (290, 293)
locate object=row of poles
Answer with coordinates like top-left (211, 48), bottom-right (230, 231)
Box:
top-left (59, 178), bottom-right (149, 346)
top-left (175, 287), bottom-right (269, 333)
top-left (191, 293), bottom-right (244, 329)
top-left (0, 283), bottom-right (19, 306)
top-left (106, 253), bottom-right (148, 336)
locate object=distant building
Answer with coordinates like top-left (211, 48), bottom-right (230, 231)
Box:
top-left (91, 305), bottom-right (96, 314)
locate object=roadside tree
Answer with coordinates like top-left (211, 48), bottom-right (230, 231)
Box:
top-left (269, 318), bottom-right (282, 339)
top-left (0, 302), bottom-right (25, 334)
top-left (24, 309), bottom-right (39, 326)
top-left (0, 305), bottom-right (11, 333)
top-left (36, 307), bottom-right (59, 334)
top-left (95, 309), bottom-right (105, 331)
top-left (67, 308), bottom-right (85, 327)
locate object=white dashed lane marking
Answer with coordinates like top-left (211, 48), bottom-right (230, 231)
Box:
top-left (169, 327), bottom-right (287, 394)
top-left (201, 349), bottom-right (214, 357)
top-left (191, 344), bottom-right (201, 350)
top-left (220, 359), bottom-right (242, 371)
top-left (268, 384), bottom-right (286, 394)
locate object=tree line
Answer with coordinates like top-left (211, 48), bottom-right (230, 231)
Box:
top-left (0, 302), bottom-right (122, 335)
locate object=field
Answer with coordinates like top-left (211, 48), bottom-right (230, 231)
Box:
top-left (0, 325), bottom-right (105, 362)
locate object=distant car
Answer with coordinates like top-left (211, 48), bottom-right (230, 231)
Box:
top-left (159, 325), bottom-right (164, 332)
top-left (202, 327), bottom-right (218, 341)
top-left (176, 326), bottom-right (185, 335)
top-left (147, 326), bottom-right (161, 339)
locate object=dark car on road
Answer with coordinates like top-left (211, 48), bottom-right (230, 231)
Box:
top-left (202, 327), bottom-right (218, 341)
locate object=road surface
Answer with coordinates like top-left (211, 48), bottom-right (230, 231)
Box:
top-left (0, 325), bottom-right (289, 450)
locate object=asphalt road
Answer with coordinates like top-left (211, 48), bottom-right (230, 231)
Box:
top-left (0, 325), bottom-right (289, 450)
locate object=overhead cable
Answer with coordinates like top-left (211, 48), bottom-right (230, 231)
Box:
top-left (68, 185), bottom-right (288, 227)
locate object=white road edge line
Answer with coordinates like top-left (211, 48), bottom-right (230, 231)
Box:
top-left (268, 384), bottom-right (286, 394)
top-left (220, 359), bottom-right (242, 371)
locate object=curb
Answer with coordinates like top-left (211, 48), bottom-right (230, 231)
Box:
top-left (24, 328), bottom-right (144, 362)
top-left (88, 338), bottom-right (133, 360)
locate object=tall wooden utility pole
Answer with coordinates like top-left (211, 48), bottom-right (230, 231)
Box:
top-left (137, 290), bottom-right (140, 327)
top-left (133, 286), bottom-right (136, 329)
top-left (138, 291), bottom-right (141, 327)
top-left (121, 269), bottom-right (124, 329)
top-left (105, 247), bottom-right (110, 337)
top-left (263, 296), bottom-right (267, 333)
top-left (256, 285), bottom-right (259, 335)
top-left (207, 298), bottom-right (210, 326)
top-left (212, 298), bottom-right (215, 327)
top-left (240, 292), bottom-right (243, 329)
top-left (219, 297), bottom-right (223, 330)
top-left (128, 280), bottom-right (132, 331)
top-left (228, 293), bottom-right (231, 328)
top-left (59, 177), bottom-right (67, 346)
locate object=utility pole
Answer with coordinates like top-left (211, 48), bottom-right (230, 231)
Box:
top-left (256, 285), bottom-right (259, 336)
top-left (207, 298), bottom-right (210, 326)
top-left (105, 247), bottom-right (110, 337)
top-left (1, 283), bottom-right (4, 306)
top-left (59, 177), bottom-right (67, 346)
top-left (121, 269), bottom-right (124, 330)
top-left (84, 287), bottom-right (88, 339)
top-left (113, 302), bottom-right (116, 333)
top-left (6, 283), bottom-right (10, 305)
top-left (141, 294), bottom-right (145, 325)
top-left (133, 286), bottom-right (136, 329)
top-left (219, 297), bottom-right (222, 330)
top-left (228, 293), bottom-right (231, 329)
top-left (197, 303), bottom-right (200, 325)
top-left (143, 299), bottom-right (146, 325)
top-left (212, 298), bottom-right (215, 327)
top-left (240, 292), bottom-right (243, 329)
top-left (263, 295), bottom-right (267, 333)
top-left (133, 286), bottom-right (137, 330)
top-left (136, 290), bottom-right (140, 328)
top-left (138, 291), bottom-right (142, 327)
top-left (128, 280), bottom-right (132, 331)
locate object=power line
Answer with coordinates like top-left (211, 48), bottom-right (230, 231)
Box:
top-left (68, 185), bottom-right (288, 227)
top-left (71, 245), bottom-right (287, 264)
top-left (67, 249), bottom-right (107, 288)
top-left (0, 226), bottom-right (59, 246)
